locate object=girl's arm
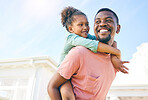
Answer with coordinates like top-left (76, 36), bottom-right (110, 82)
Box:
top-left (68, 34), bottom-right (121, 58)
top-left (97, 42), bottom-right (121, 59)
top-left (111, 41), bottom-right (129, 73)
top-left (47, 72), bottom-right (67, 100)
top-left (87, 34), bottom-right (121, 58)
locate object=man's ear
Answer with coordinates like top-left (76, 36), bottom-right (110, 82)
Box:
top-left (68, 26), bottom-right (74, 33)
top-left (116, 24), bottom-right (121, 34)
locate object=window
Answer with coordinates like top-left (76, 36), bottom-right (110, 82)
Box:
top-left (0, 78), bottom-right (34, 100)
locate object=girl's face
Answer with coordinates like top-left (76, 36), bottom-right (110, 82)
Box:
top-left (69, 15), bottom-right (90, 38)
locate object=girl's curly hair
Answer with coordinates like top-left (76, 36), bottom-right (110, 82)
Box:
top-left (61, 6), bottom-right (86, 32)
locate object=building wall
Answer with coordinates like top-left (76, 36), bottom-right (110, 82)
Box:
top-left (0, 56), bottom-right (57, 100)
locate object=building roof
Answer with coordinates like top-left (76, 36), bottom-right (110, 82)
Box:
top-left (0, 56), bottom-right (58, 71)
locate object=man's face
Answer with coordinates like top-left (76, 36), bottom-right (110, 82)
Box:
top-left (94, 11), bottom-right (120, 44)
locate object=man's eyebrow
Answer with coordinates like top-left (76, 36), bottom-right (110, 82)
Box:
top-left (106, 17), bottom-right (113, 19)
top-left (95, 18), bottom-right (100, 20)
top-left (95, 17), bottom-right (113, 20)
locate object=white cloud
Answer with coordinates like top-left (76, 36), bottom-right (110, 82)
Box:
top-left (113, 43), bottom-right (148, 85)
top-left (0, 33), bottom-right (11, 48)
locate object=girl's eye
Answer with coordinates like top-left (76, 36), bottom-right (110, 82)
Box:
top-left (78, 24), bottom-right (83, 26)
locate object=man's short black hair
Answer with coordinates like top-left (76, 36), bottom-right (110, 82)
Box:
top-left (95, 8), bottom-right (119, 24)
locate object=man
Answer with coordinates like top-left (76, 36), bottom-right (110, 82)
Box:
top-left (47, 8), bottom-right (129, 100)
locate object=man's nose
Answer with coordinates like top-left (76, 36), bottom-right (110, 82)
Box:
top-left (99, 20), bottom-right (107, 27)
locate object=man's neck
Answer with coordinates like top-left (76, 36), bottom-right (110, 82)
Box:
top-left (108, 39), bottom-right (114, 46)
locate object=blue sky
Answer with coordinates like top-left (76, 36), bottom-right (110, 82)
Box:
top-left (0, 0), bottom-right (148, 63)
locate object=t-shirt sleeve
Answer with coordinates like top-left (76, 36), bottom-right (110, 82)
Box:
top-left (67, 34), bottom-right (99, 53)
top-left (87, 34), bottom-right (96, 40)
top-left (57, 47), bottom-right (82, 79)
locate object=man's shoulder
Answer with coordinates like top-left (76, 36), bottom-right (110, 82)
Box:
top-left (65, 46), bottom-right (90, 60)
top-left (62, 46), bottom-right (88, 61)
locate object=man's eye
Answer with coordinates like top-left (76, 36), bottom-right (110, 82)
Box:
top-left (106, 19), bottom-right (112, 23)
top-left (95, 20), bottom-right (100, 24)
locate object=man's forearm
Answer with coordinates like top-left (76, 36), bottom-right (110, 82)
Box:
top-left (47, 72), bottom-right (68, 100)
top-left (97, 42), bottom-right (121, 59)
top-left (48, 86), bottom-right (61, 100)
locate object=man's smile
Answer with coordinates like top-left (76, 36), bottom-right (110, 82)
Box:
top-left (96, 28), bottom-right (111, 36)
top-left (100, 29), bottom-right (109, 35)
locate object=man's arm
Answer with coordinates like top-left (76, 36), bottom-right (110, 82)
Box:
top-left (48, 46), bottom-right (82, 99)
top-left (47, 72), bottom-right (68, 100)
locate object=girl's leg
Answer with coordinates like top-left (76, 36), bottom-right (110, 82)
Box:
top-left (60, 80), bottom-right (75, 100)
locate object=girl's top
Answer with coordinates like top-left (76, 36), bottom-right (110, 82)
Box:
top-left (59, 33), bottom-right (99, 65)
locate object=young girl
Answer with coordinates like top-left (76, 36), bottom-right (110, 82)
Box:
top-left (59, 6), bottom-right (128, 100)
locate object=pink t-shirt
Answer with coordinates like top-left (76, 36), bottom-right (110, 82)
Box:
top-left (58, 46), bottom-right (116, 100)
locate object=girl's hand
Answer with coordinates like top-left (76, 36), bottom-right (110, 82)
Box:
top-left (111, 55), bottom-right (129, 74)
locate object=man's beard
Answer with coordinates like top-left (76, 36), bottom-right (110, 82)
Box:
top-left (98, 34), bottom-right (111, 44)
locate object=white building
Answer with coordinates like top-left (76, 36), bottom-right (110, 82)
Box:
top-left (0, 56), bottom-right (57, 100)
top-left (0, 43), bottom-right (148, 100)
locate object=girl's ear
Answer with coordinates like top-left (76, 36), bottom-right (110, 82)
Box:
top-left (116, 24), bottom-right (121, 34)
top-left (68, 26), bottom-right (74, 33)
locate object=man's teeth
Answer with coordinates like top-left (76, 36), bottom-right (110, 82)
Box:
top-left (100, 29), bottom-right (108, 33)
